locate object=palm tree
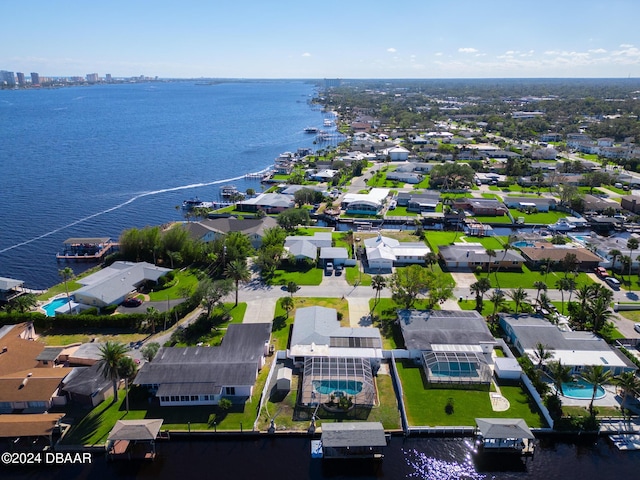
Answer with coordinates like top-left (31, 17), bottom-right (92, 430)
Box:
top-left (485, 249), bottom-right (496, 277)
top-left (488, 289), bottom-right (506, 324)
top-left (224, 259), bottom-right (251, 306)
top-left (470, 277), bottom-right (491, 313)
top-left (286, 281), bottom-right (299, 297)
top-left (620, 255), bottom-right (632, 287)
top-left (614, 371), bottom-right (640, 413)
top-left (370, 274), bottom-right (387, 318)
top-left (58, 267), bottom-right (75, 314)
top-left (580, 365), bottom-right (612, 416)
top-left (281, 296), bottom-right (294, 318)
top-left (146, 306), bottom-right (159, 334)
top-left (547, 360), bottom-right (572, 397)
top-left (534, 281), bottom-right (547, 304)
top-left (533, 342), bottom-right (553, 369)
top-left (627, 237), bottom-right (639, 290)
top-left (540, 257), bottom-right (553, 281)
top-left (424, 252), bottom-right (438, 271)
top-left (589, 296), bottom-right (613, 333)
top-left (608, 249), bottom-right (621, 276)
top-left (117, 356), bottom-right (137, 412)
top-left (556, 277), bottom-right (572, 314)
top-left (508, 287), bottom-right (528, 314)
top-left (97, 341), bottom-right (128, 402)
top-left (565, 277), bottom-right (577, 305)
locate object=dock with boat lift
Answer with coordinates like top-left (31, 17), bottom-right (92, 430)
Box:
top-left (56, 237), bottom-right (118, 262)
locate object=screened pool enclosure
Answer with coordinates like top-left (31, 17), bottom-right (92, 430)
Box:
top-left (299, 357), bottom-right (375, 408)
top-left (422, 350), bottom-right (492, 386)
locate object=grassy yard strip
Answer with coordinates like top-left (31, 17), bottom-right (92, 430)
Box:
top-left (478, 267), bottom-right (594, 290)
top-left (395, 360), bottom-right (545, 427)
top-left (386, 205), bottom-right (419, 217)
top-left (508, 209), bottom-right (568, 224)
top-left (148, 268), bottom-right (200, 301)
top-left (39, 332), bottom-right (147, 347)
top-left (346, 266), bottom-right (372, 286)
top-left (267, 264), bottom-right (323, 286)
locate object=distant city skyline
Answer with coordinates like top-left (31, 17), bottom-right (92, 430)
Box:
top-left (1, 0), bottom-right (639, 79)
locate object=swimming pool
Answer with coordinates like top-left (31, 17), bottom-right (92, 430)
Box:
top-left (42, 297), bottom-right (70, 317)
top-left (431, 362), bottom-right (479, 377)
top-left (561, 378), bottom-right (606, 400)
top-left (312, 380), bottom-right (363, 396)
top-left (512, 241), bottom-right (533, 248)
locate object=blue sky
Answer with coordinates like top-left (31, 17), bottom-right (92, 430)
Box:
top-left (2, 0), bottom-right (639, 79)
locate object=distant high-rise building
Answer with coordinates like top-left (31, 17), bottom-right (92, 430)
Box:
top-left (86, 73), bottom-right (99, 83)
top-left (0, 70), bottom-right (16, 86)
top-left (16, 72), bottom-right (25, 85)
top-left (30, 72), bottom-right (40, 85)
top-left (105, 73), bottom-right (112, 82)
top-left (324, 78), bottom-right (341, 89)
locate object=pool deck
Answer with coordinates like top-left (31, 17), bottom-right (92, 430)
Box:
top-left (558, 385), bottom-right (620, 408)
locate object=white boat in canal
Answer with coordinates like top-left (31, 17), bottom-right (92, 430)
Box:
top-left (548, 218), bottom-right (577, 232)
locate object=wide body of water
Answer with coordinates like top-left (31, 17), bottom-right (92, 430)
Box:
top-left (2, 436), bottom-right (638, 479)
top-left (0, 81), bottom-right (330, 289)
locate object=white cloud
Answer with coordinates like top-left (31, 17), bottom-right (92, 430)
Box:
top-left (387, 47), bottom-right (397, 53)
top-left (434, 52), bottom-right (443, 56)
top-left (302, 52), bottom-right (311, 57)
top-left (588, 48), bottom-right (607, 54)
top-left (458, 47), bottom-right (478, 54)
top-left (620, 44), bottom-right (634, 48)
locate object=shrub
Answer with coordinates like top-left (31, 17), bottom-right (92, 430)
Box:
top-left (218, 398), bottom-right (232, 411)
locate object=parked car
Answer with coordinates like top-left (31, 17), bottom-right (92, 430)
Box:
top-left (335, 265), bottom-right (343, 276)
top-left (325, 262), bottom-right (334, 275)
top-left (122, 297), bottom-right (143, 307)
top-left (604, 277), bottom-right (621, 289)
top-left (594, 267), bottom-right (609, 278)
top-left (635, 323), bottom-right (640, 334)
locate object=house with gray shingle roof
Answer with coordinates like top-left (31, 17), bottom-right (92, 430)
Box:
top-left (134, 323), bottom-right (271, 406)
top-left (438, 244), bottom-right (524, 271)
top-left (182, 216), bottom-right (278, 248)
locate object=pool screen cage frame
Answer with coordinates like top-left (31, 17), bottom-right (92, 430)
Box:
top-left (422, 350), bottom-right (492, 386)
top-left (299, 356), bottom-right (375, 407)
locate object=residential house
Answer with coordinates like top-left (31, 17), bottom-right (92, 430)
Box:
top-left (307, 169), bottom-right (339, 182)
top-left (386, 170), bottom-right (423, 184)
top-left (438, 244), bottom-right (524, 272)
top-left (288, 306), bottom-right (382, 408)
top-left (502, 197), bottom-right (556, 213)
top-left (72, 261), bottom-right (171, 309)
top-left (517, 244), bottom-right (603, 271)
top-left (500, 314), bottom-right (636, 376)
top-left (582, 194), bottom-right (623, 214)
top-left (183, 216), bottom-right (278, 249)
top-left (364, 234), bottom-right (430, 271)
top-left (384, 146), bottom-right (410, 161)
top-left (0, 368), bottom-right (71, 413)
top-left (453, 198), bottom-right (508, 216)
top-left (397, 310), bottom-right (496, 388)
top-left (319, 247), bottom-right (349, 267)
top-left (134, 323), bottom-right (271, 407)
top-left (396, 191), bottom-right (441, 213)
top-left (60, 363), bottom-right (112, 406)
top-left (620, 195), bottom-right (640, 214)
top-left (342, 188), bottom-right (390, 216)
top-left (236, 193), bottom-right (295, 214)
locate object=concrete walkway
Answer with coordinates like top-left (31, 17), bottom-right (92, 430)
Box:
top-left (245, 297), bottom-right (278, 323)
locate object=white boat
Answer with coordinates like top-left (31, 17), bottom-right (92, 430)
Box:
top-left (220, 185), bottom-right (242, 199)
top-left (182, 197), bottom-right (214, 210)
top-left (548, 218), bottom-right (576, 232)
top-left (304, 127), bottom-right (319, 133)
top-left (323, 118), bottom-right (332, 127)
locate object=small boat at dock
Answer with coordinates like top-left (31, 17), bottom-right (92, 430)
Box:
top-left (182, 197), bottom-right (214, 210)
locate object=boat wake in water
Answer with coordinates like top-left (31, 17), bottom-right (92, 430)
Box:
top-left (0, 166), bottom-right (271, 255)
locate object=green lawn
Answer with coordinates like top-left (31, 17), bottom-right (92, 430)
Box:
top-left (472, 215), bottom-right (514, 224)
top-left (395, 360), bottom-right (546, 427)
top-left (386, 205), bottom-right (419, 217)
top-left (346, 265), bottom-right (372, 286)
top-left (267, 263), bottom-right (323, 286)
top-left (148, 268), bottom-right (200, 301)
top-left (425, 231), bottom-right (509, 253)
top-left (508, 209), bottom-right (568, 224)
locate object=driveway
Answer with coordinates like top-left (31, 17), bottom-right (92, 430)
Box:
top-left (450, 272), bottom-right (477, 289)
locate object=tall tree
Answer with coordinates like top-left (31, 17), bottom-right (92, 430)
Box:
top-left (488, 289), bottom-right (506, 324)
top-left (547, 360), bottom-right (572, 398)
top-left (146, 306), bottom-right (159, 334)
top-left (470, 277), bottom-right (491, 313)
top-left (97, 341), bottom-right (128, 402)
top-left (580, 365), bottom-right (612, 416)
top-left (389, 265), bottom-right (430, 309)
top-left (627, 237), bottom-right (639, 290)
top-left (281, 296), bottom-right (295, 319)
top-left (224, 259), bottom-right (251, 307)
top-left (117, 356), bottom-right (137, 412)
top-left (507, 287), bottom-right (528, 314)
top-left (614, 371), bottom-right (640, 413)
top-left (485, 249), bottom-right (497, 277)
top-left (424, 252), bottom-right (438, 271)
top-left (532, 342), bottom-right (553, 369)
top-left (370, 274), bottom-right (387, 318)
top-left (533, 281), bottom-right (547, 305)
top-left (58, 267), bottom-right (75, 314)
top-left (198, 278), bottom-right (233, 318)
top-left (608, 249), bottom-right (621, 276)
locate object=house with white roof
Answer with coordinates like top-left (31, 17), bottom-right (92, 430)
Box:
top-left (236, 193), bottom-right (295, 214)
top-left (342, 188), bottom-right (390, 215)
top-left (384, 146), bottom-right (410, 161)
top-left (364, 234), bottom-right (430, 271)
top-left (284, 232), bottom-right (332, 262)
top-left (72, 261), bottom-right (171, 309)
top-left (500, 314), bottom-right (636, 376)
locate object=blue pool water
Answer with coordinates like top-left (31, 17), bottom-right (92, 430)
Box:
top-left (561, 378), bottom-right (606, 399)
top-left (512, 241), bottom-right (533, 248)
top-left (42, 297), bottom-right (70, 316)
top-left (312, 380), bottom-right (363, 395)
top-left (431, 362), bottom-right (479, 377)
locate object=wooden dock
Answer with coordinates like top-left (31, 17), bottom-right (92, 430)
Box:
top-left (56, 237), bottom-right (118, 261)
